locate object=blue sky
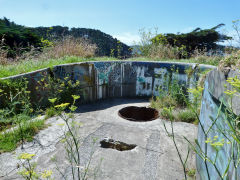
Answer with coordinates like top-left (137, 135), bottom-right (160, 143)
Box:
top-left (0, 0), bottom-right (239, 45)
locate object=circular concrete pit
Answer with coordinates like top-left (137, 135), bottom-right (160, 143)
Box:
top-left (118, 106), bottom-right (159, 122)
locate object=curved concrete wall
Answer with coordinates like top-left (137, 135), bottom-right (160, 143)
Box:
top-left (198, 69), bottom-right (240, 180)
top-left (0, 61), bottom-right (215, 106)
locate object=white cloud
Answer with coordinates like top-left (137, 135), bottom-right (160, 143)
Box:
top-left (113, 32), bottom-right (141, 46)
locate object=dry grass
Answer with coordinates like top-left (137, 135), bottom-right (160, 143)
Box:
top-left (0, 37), bottom-right (8, 65)
top-left (41, 36), bottom-right (97, 59)
top-left (219, 50), bottom-right (240, 70)
top-left (190, 48), bottom-right (222, 65)
top-left (0, 36), bottom-right (97, 66)
top-left (0, 49), bottom-right (8, 65)
top-left (148, 44), bottom-right (180, 59)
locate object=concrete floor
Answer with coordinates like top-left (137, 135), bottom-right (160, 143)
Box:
top-left (0, 98), bottom-right (198, 180)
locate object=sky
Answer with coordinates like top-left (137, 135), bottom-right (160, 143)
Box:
top-left (0, 0), bottom-right (239, 46)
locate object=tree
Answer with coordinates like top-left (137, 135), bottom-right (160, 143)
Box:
top-left (0, 17), bottom-right (42, 57)
top-left (151, 24), bottom-right (232, 57)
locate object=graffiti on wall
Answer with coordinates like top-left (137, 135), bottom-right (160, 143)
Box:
top-left (1, 61), bottom-right (210, 107)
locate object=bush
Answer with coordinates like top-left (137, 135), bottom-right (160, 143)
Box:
top-left (160, 107), bottom-right (174, 120)
top-left (175, 110), bottom-right (197, 123)
top-left (219, 50), bottom-right (240, 70)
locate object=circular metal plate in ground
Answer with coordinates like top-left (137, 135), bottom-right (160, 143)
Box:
top-left (118, 106), bottom-right (159, 122)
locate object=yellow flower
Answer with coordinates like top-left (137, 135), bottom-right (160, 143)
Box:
top-left (41, 170), bottom-right (53, 178)
top-left (210, 141), bottom-right (224, 147)
top-left (72, 95), bottom-right (80, 100)
top-left (48, 98), bottom-right (57, 104)
top-left (54, 103), bottom-right (70, 109)
top-left (57, 123), bottom-right (65, 126)
top-left (188, 86), bottom-right (204, 98)
top-left (75, 81), bottom-right (80, 86)
top-left (69, 105), bottom-right (77, 112)
top-left (18, 153), bottom-right (35, 160)
top-left (205, 138), bottom-right (212, 144)
top-left (224, 90), bottom-right (237, 95)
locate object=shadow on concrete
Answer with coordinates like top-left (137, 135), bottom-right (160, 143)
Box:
top-left (74, 97), bottom-right (150, 113)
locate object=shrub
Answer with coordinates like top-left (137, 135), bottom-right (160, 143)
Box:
top-left (219, 50), bottom-right (240, 70)
top-left (160, 107), bottom-right (174, 120)
top-left (175, 110), bottom-right (197, 123)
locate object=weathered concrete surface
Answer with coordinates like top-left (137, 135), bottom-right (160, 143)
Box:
top-left (197, 69), bottom-right (240, 180)
top-left (0, 98), bottom-right (197, 180)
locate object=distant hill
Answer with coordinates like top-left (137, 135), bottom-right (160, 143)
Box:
top-left (31, 26), bottom-right (132, 58)
top-left (0, 17), bottom-right (42, 57)
top-left (0, 17), bottom-right (132, 58)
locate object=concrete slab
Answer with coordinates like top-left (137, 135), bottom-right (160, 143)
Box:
top-left (0, 98), bottom-right (198, 180)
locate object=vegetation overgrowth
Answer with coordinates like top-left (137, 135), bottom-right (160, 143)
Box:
top-left (0, 74), bottom-right (83, 152)
top-left (0, 16), bottom-right (240, 179)
top-left (150, 66), bottom-right (203, 125)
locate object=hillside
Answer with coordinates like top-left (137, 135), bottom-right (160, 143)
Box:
top-left (0, 17), bottom-right (132, 58)
top-left (31, 26), bottom-right (131, 58)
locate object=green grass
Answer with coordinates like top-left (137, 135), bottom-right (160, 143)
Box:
top-left (0, 119), bottom-right (45, 153)
top-left (0, 55), bottom-right (218, 79)
top-left (150, 96), bottom-right (177, 109)
top-left (45, 107), bottom-right (58, 119)
top-left (0, 56), bottom-right (118, 78)
top-left (128, 56), bottom-right (220, 66)
top-left (157, 107), bottom-right (198, 124)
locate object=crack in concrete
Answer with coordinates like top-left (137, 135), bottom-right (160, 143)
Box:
top-left (142, 131), bottom-right (161, 180)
